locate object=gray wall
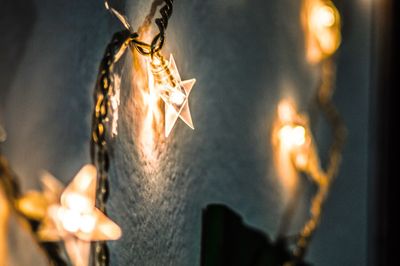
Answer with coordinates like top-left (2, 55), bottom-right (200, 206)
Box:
top-left (1, 0), bottom-right (371, 265)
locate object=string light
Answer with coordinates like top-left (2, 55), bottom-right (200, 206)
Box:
top-left (101, 0), bottom-right (195, 138)
top-left (1, 0), bottom-right (346, 265)
top-left (34, 165), bottom-right (121, 266)
top-left (302, 0), bottom-right (341, 63)
top-left (273, 100), bottom-right (323, 184)
top-left (148, 53), bottom-right (196, 136)
top-left (275, 1), bottom-right (345, 264)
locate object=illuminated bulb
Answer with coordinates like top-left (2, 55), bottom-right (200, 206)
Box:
top-left (278, 100), bottom-right (296, 123)
top-left (278, 125), bottom-right (306, 149)
top-left (292, 126), bottom-right (306, 146)
top-left (169, 90), bottom-right (186, 105)
top-left (37, 164), bottom-right (121, 241)
top-left (59, 207), bottom-right (81, 233)
top-left (64, 193), bottom-right (92, 213)
top-left (303, 0), bottom-right (341, 63)
top-left (23, 165), bottom-right (122, 266)
top-left (148, 54), bottom-right (196, 137)
top-left (311, 6), bottom-right (335, 28)
top-left (295, 153), bottom-right (308, 169)
top-left (80, 214), bottom-right (96, 234)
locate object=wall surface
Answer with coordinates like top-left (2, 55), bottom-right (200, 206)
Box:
top-left (0, 0), bottom-right (371, 265)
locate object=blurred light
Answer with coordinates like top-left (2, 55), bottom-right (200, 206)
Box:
top-left (58, 207), bottom-right (81, 233)
top-left (272, 99), bottom-right (315, 196)
top-left (80, 214), bottom-right (96, 234)
top-left (278, 125), bottom-right (306, 148)
top-left (302, 0), bottom-right (341, 63)
top-left (33, 164), bottom-right (122, 266)
top-left (311, 6), bottom-right (335, 28)
top-left (169, 90), bottom-right (186, 105)
top-left (63, 193), bottom-right (92, 214)
top-left (278, 100), bottom-right (296, 123)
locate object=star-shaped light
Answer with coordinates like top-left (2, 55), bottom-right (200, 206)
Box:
top-left (33, 165), bottom-right (121, 266)
top-left (148, 54), bottom-right (196, 137)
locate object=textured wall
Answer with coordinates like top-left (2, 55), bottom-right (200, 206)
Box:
top-left (1, 0), bottom-right (371, 265)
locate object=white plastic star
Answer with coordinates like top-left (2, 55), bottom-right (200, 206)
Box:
top-left (37, 165), bottom-right (121, 266)
top-left (148, 54), bottom-right (196, 137)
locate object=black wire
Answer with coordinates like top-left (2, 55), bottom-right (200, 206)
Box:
top-left (89, 1), bottom-right (175, 265)
top-left (90, 30), bottom-right (132, 266)
top-left (151, 0), bottom-right (173, 54)
top-left (130, 0), bottom-right (174, 56)
top-left (105, 0), bottom-right (174, 56)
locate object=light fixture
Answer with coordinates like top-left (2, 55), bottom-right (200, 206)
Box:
top-left (19, 165), bottom-right (122, 266)
top-left (148, 53), bottom-right (196, 137)
top-left (302, 0), bottom-right (341, 63)
top-left (273, 100), bottom-right (316, 172)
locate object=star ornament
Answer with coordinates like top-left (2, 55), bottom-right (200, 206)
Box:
top-left (37, 165), bottom-right (121, 266)
top-left (148, 54), bottom-right (196, 137)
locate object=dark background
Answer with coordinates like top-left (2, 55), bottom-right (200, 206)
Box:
top-left (370, 0), bottom-right (398, 265)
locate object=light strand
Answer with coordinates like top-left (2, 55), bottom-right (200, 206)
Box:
top-left (90, 1), bottom-right (178, 264)
top-left (274, 0), bottom-right (346, 264)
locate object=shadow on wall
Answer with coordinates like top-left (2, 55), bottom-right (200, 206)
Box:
top-left (201, 204), bottom-right (310, 266)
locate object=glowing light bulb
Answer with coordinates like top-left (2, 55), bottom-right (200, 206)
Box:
top-left (64, 193), bottom-right (92, 213)
top-left (311, 6), bottom-right (335, 28)
top-left (36, 164), bottom-right (122, 266)
top-left (148, 54), bottom-right (196, 137)
top-left (169, 90), bottom-right (186, 105)
top-left (278, 100), bottom-right (296, 123)
top-left (58, 207), bottom-right (81, 233)
top-left (273, 100), bottom-right (313, 175)
top-left (79, 214), bottom-right (96, 234)
top-left (278, 125), bottom-right (306, 149)
top-left (292, 126), bottom-right (306, 146)
top-left (302, 0), bottom-right (341, 63)
top-left (295, 153), bottom-right (308, 169)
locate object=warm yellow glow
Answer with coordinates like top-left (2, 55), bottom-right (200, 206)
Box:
top-left (58, 207), bottom-right (82, 233)
top-left (0, 186), bottom-right (10, 265)
top-left (46, 164), bottom-right (121, 240)
top-left (295, 153), bottom-right (308, 169)
top-left (274, 100), bottom-right (311, 162)
top-left (169, 90), bottom-right (186, 105)
top-left (278, 125), bottom-right (306, 148)
top-left (57, 206), bottom-right (97, 234)
top-left (272, 99), bottom-right (314, 196)
top-left (302, 0), bottom-right (341, 63)
top-left (149, 54), bottom-right (196, 137)
top-left (63, 193), bottom-right (92, 214)
top-left (311, 6), bottom-right (335, 28)
top-left (16, 191), bottom-right (48, 220)
top-left (79, 214), bottom-right (96, 234)
top-left (132, 29), bottom-right (165, 161)
top-left (278, 100), bottom-right (296, 123)
top-left (35, 164), bottom-right (122, 266)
